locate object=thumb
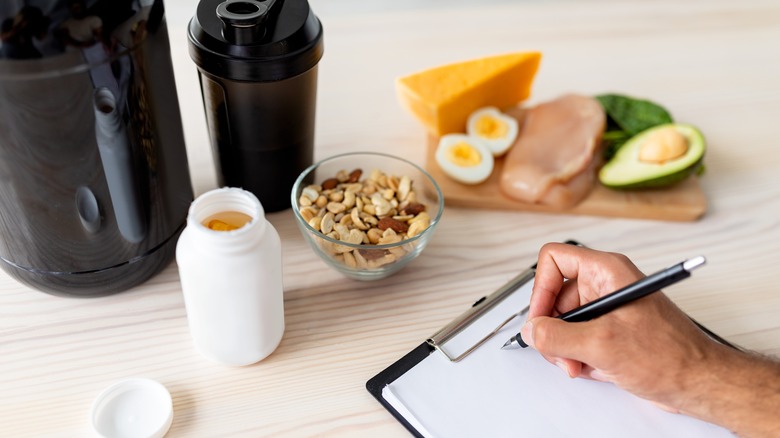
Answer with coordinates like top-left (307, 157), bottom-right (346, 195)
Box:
top-left (521, 316), bottom-right (592, 361)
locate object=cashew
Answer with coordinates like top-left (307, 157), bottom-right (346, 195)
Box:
top-left (326, 202), bottom-right (347, 215)
top-left (382, 188), bottom-right (395, 201)
top-left (308, 216), bottom-right (322, 232)
top-left (343, 251), bottom-right (357, 268)
top-left (407, 220), bottom-right (427, 238)
top-left (344, 183), bottom-right (363, 193)
top-left (300, 206), bottom-right (317, 222)
top-left (334, 223), bottom-right (349, 240)
top-left (372, 193), bottom-right (392, 217)
top-left (379, 232), bottom-right (402, 245)
top-left (302, 187), bottom-right (319, 202)
top-left (387, 175), bottom-right (400, 191)
top-left (389, 246), bottom-right (408, 258)
top-left (336, 169), bottom-right (349, 182)
top-left (354, 249), bottom-right (369, 268)
top-left (361, 214), bottom-right (378, 226)
top-left (333, 243), bottom-right (352, 254)
top-left (409, 211), bottom-right (430, 227)
top-left (351, 207), bottom-right (368, 230)
top-left (320, 212), bottom-right (335, 234)
top-left (398, 175), bottom-right (411, 201)
top-left (369, 253), bottom-right (397, 268)
top-left (343, 190), bottom-right (356, 209)
top-left (339, 213), bottom-right (353, 226)
top-left (343, 229), bottom-right (364, 245)
top-left (367, 228), bottom-right (383, 244)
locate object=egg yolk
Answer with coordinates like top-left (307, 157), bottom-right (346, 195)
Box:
top-left (474, 115), bottom-right (508, 140)
top-left (446, 142), bottom-right (483, 167)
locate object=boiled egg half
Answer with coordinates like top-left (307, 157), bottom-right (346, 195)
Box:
top-left (435, 134), bottom-right (494, 185)
top-left (466, 107), bottom-right (519, 157)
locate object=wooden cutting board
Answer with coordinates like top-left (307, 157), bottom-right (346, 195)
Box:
top-left (424, 136), bottom-right (707, 222)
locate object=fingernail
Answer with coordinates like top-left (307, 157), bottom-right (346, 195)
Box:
top-left (555, 360), bottom-right (569, 377)
top-left (590, 369), bottom-right (608, 382)
top-left (520, 320), bottom-right (534, 348)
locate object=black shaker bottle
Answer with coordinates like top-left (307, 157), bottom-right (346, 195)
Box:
top-left (188, 0), bottom-right (324, 212)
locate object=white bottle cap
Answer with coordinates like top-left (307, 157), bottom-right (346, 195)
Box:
top-left (90, 378), bottom-right (173, 438)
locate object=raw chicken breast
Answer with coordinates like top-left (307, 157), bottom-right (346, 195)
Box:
top-left (499, 94), bottom-right (605, 208)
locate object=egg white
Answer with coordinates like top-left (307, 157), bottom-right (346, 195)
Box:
top-left (466, 107), bottom-right (519, 157)
top-left (435, 134), bottom-right (494, 185)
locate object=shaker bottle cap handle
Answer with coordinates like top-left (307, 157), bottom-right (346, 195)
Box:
top-left (216, 0), bottom-right (281, 45)
top-left (188, 0), bottom-right (323, 82)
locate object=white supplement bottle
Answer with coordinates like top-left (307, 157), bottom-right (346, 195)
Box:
top-left (176, 187), bottom-right (284, 366)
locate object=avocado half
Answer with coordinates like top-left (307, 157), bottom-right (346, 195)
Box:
top-left (599, 123), bottom-right (705, 189)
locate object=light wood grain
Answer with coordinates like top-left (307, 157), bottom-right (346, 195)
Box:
top-left (2, 0), bottom-right (780, 436)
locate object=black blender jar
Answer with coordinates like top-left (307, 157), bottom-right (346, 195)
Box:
top-left (0, 0), bottom-right (193, 296)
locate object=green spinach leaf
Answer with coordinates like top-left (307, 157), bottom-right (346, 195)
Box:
top-left (596, 94), bottom-right (674, 159)
top-left (596, 94), bottom-right (673, 135)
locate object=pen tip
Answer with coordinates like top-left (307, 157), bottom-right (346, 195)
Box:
top-left (501, 338), bottom-right (513, 350)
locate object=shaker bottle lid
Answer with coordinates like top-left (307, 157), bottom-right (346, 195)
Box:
top-left (188, 0), bottom-right (324, 82)
top-left (90, 378), bottom-right (173, 438)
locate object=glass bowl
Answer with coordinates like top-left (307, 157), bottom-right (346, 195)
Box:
top-left (291, 152), bottom-right (443, 281)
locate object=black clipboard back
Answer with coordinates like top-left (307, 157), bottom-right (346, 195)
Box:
top-left (366, 342), bottom-right (434, 437)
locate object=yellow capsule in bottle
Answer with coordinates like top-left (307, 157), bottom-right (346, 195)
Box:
top-left (202, 211), bottom-right (253, 231)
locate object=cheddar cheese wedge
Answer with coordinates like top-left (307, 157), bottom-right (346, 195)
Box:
top-left (396, 52), bottom-right (541, 136)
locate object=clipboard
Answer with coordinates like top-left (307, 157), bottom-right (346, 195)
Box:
top-left (366, 246), bottom-right (734, 437)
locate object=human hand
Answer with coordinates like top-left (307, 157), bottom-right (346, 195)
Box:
top-left (520, 243), bottom-right (717, 412)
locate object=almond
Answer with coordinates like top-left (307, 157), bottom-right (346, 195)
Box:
top-left (322, 178), bottom-right (339, 190)
top-left (377, 217), bottom-right (409, 233)
top-left (402, 202), bottom-right (426, 216)
top-left (348, 169), bottom-right (363, 183)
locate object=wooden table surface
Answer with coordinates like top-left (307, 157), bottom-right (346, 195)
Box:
top-left (2, 0), bottom-right (779, 436)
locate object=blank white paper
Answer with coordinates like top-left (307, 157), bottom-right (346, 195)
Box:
top-left (384, 279), bottom-right (733, 437)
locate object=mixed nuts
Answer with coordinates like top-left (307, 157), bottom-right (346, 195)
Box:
top-left (297, 168), bottom-right (431, 269)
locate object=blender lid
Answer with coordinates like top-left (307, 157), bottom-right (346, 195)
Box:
top-left (188, 0), bottom-right (324, 82)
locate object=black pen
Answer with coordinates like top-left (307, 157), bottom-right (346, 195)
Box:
top-left (501, 256), bottom-right (707, 350)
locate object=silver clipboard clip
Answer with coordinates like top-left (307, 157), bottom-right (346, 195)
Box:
top-left (427, 267), bottom-right (536, 362)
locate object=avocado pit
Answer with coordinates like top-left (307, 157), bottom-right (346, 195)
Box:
top-left (638, 127), bottom-right (688, 164)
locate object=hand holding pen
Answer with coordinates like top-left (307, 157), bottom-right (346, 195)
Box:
top-left (502, 255), bottom-right (706, 349)
top-left (508, 243), bottom-right (717, 389)
top-left (508, 243), bottom-right (780, 438)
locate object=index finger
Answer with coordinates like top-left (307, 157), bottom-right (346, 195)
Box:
top-left (528, 243), bottom-right (588, 320)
